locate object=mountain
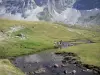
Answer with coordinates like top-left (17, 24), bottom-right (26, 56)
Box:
top-left (0, 0), bottom-right (100, 26)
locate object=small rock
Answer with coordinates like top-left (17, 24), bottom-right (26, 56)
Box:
top-left (23, 66), bottom-right (25, 68)
top-left (29, 72), bottom-right (34, 75)
top-left (72, 70), bottom-right (76, 74)
top-left (86, 69), bottom-right (90, 71)
top-left (35, 60), bottom-right (39, 63)
top-left (62, 60), bottom-right (67, 64)
top-left (81, 69), bottom-right (86, 72)
top-left (61, 64), bottom-right (67, 67)
top-left (34, 68), bottom-right (46, 74)
top-left (14, 62), bottom-right (17, 64)
top-left (64, 70), bottom-right (68, 74)
top-left (86, 69), bottom-right (92, 72)
top-left (54, 64), bottom-right (59, 68)
top-left (16, 33), bottom-right (26, 39)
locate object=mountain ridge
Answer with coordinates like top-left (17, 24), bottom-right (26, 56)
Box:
top-left (0, 0), bottom-right (100, 26)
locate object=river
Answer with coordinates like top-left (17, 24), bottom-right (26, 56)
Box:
top-left (12, 49), bottom-right (97, 75)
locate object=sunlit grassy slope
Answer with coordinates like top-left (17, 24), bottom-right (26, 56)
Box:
top-left (57, 43), bottom-right (100, 66)
top-left (0, 19), bottom-right (100, 57)
top-left (0, 19), bottom-right (100, 75)
top-left (0, 59), bottom-right (24, 75)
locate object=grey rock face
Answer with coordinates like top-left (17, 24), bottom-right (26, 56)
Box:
top-left (0, 0), bottom-right (100, 26)
top-left (0, 0), bottom-right (37, 18)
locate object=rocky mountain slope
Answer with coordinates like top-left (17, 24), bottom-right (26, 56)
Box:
top-left (0, 0), bottom-right (100, 26)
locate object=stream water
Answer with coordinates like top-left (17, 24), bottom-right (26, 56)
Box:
top-left (12, 50), bottom-right (97, 75)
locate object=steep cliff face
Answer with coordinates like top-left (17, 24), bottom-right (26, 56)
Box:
top-left (77, 9), bottom-right (100, 25)
top-left (0, 0), bottom-right (36, 15)
top-left (38, 0), bottom-right (100, 25)
top-left (0, 0), bottom-right (100, 25)
top-left (0, 0), bottom-right (43, 20)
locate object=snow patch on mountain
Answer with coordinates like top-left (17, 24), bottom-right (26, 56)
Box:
top-left (51, 8), bottom-right (81, 25)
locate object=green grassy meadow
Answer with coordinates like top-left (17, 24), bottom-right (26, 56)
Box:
top-left (0, 19), bottom-right (100, 75)
top-left (57, 43), bottom-right (100, 66)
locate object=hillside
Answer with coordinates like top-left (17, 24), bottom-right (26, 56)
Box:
top-left (0, 19), bottom-right (100, 75)
top-left (0, 0), bottom-right (100, 25)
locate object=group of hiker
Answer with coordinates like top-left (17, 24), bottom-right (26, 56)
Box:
top-left (54, 40), bottom-right (73, 49)
top-left (54, 40), bottom-right (63, 49)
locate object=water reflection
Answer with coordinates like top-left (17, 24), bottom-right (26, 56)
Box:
top-left (12, 50), bottom-right (97, 75)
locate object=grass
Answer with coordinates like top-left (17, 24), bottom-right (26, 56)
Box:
top-left (1, 19), bottom-right (99, 57)
top-left (0, 59), bottom-right (24, 75)
top-left (0, 19), bottom-right (100, 75)
top-left (0, 19), bottom-right (100, 58)
top-left (57, 43), bottom-right (100, 66)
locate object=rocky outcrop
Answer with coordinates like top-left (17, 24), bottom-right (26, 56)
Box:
top-left (56, 52), bottom-right (100, 74)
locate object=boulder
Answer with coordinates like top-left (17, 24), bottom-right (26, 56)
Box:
top-left (72, 70), bottom-right (76, 74)
top-left (53, 64), bottom-right (59, 68)
top-left (64, 70), bottom-right (68, 74)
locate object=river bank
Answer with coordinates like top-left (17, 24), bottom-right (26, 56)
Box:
top-left (56, 52), bottom-right (100, 74)
top-left (0, 20), bottom-right (100, 75)
top-left (11, 49), bottom-right (99, 75)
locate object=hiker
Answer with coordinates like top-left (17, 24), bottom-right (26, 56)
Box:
top-left (54, 41), bottom-right (58, 48)
top-left (59, 40), bottom-right (63, 49)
